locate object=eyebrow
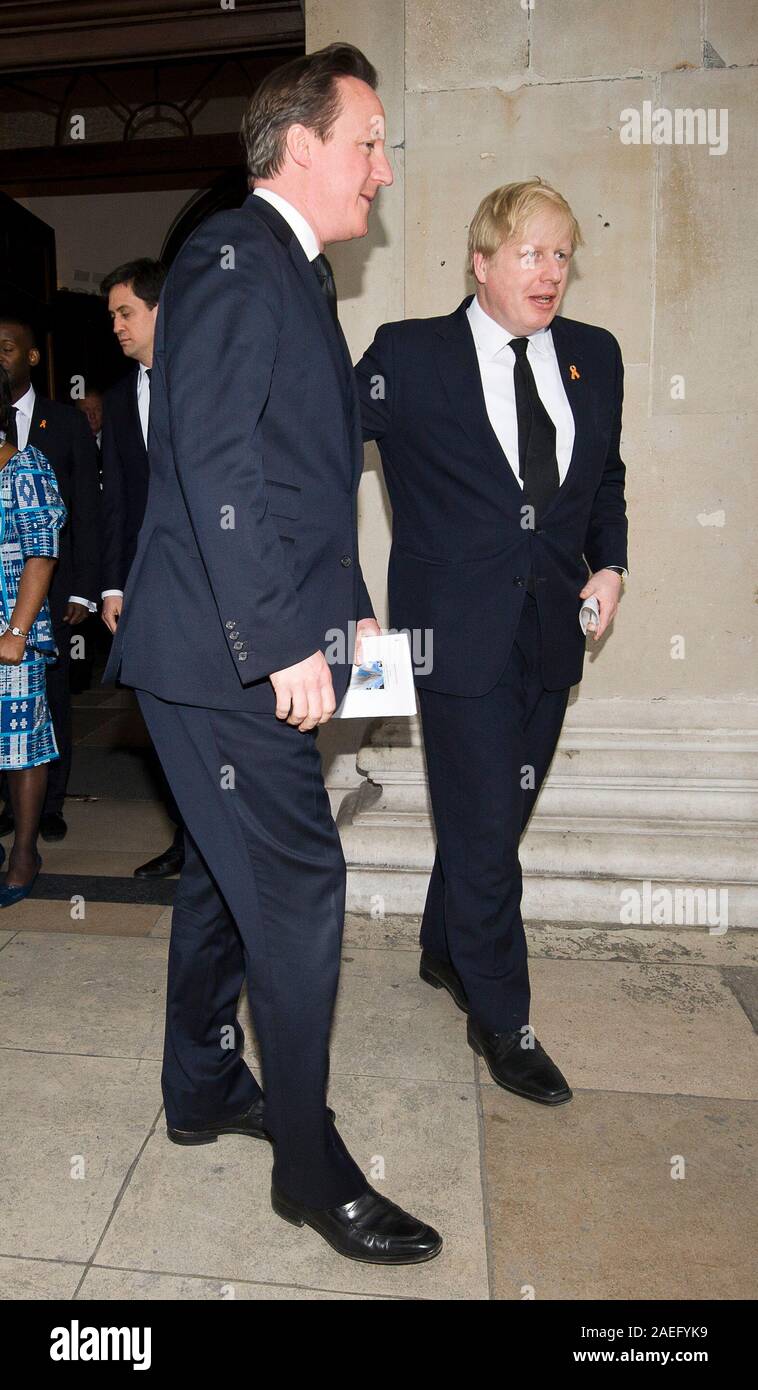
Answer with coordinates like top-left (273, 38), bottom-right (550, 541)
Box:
top-left (518, 242), bottom-right (572, 252)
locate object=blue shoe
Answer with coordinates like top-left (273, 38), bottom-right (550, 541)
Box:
top-left (0, 853), bottom-right (41, 908)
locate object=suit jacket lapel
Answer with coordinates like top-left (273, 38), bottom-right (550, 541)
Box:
top-left (27, 395), bottom-right (47, 451)
top-left (434, 297), bottom-right (524, 506)
top-left (540, 315), bottom-right (595, 521)
top-left (128, 367), bottom-right (148, 465)
top-left (246, 194), bottom-right (354, 483)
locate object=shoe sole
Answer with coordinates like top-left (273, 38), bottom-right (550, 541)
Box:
top-left (419, 963), bottom-right (469, 1014)
top-left (167, 1125), bottom-right (271, 1146)
top-left (468, 1033), bottom-right (573, 1106)
top-left (271, 1189), bottom-right (443, 1265)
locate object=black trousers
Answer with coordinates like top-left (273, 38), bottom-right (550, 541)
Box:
top-left (137, 689), bottom-right (368, 1210)
top-left (42, 622), bottom-right (73, 815)
top-left (418, 592), bottom-right (571, 1032)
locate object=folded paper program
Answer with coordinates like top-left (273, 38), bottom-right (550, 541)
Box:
top-left (579, 594), bottom-right (600, 635)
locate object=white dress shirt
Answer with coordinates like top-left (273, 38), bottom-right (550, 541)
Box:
top-left (7, 383), bottom-right (96, 611)
top-left (466, 296), bottom-right (575, 485)
top-left (252, 187), bottom-right (321, 262)
top-left (466, 297), bottom-right (627, 578)
top-left (102, 362), bottom-right (151, 600)
top-left (136, 361), bottom-right (150, 450)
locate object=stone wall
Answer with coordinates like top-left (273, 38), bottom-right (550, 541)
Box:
top-left (307, 0), bottom-right (757, 705)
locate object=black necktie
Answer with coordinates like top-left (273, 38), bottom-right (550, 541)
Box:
top-left (509, 336), bottom-right (560, 517)
top-left (5, 405), bottom-right (18, 448)
top-left (145, 368), bottom-right (151, 381)
top-left (312, 253), bottom-right (339, 327)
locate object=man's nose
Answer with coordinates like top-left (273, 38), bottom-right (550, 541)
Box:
top-left (373, 149), bottom-right (394, 187)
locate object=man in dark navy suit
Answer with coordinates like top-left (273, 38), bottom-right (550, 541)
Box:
top-left (103, 44), bottom-right (441, 1264)
top-left (99, 258), bottom-right (184, 880)
top-left (0, 316), bottom-right (101, 841)
top-left (356, 179), bottom-right (629, 1106)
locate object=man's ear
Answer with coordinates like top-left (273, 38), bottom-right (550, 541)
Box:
top-left (285, 122), bottom-right (313, 171)
top-left (472, 251), bottom-right (488, 286)
top-left (28, 347), bottom-right (41, 369)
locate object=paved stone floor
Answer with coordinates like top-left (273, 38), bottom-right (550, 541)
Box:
top-left (0, 690), bottom-right (756, 1300)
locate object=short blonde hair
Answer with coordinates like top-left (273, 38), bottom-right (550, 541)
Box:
top-left (467, 177), bottom-right (583, 272)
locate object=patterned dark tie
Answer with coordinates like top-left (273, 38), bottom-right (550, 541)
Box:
top-left (312, 252), bottom-right (339, 327)
top-left (510, 336), bottom-right (560, 517)
top-left (5, 405), bottom-right (18, 448)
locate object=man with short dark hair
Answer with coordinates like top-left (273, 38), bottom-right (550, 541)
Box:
top-left (104, 44), bottom-right (440, 1264)
top-left (0, 315), bottom-right (101, 841)
top-left (99, 259), bottom-right (182, 878)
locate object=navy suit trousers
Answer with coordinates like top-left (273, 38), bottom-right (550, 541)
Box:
top-left (418, 592), bottom-right (571, 1031)
top-left (136, 690), bottom-right (368, 1210)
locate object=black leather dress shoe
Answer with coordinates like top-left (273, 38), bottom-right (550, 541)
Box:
top-left (39, 811), bottom-right (67, 842)
top-left (167, 1101), bottom-right (337, 1146)
top-left (419, 950), bottom-right (469, 1012)
top-left (468, 1017), bottom-right (572, 1105)
top-left (271, 1182), bottom-right (442, 1264)
top-left (167, 1097), bottom-right (271, 1146)
top-left (134, 843), bottom-right (185, 878)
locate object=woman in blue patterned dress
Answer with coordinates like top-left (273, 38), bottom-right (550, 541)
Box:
top-left (0, 365), bottom-right (67, 906)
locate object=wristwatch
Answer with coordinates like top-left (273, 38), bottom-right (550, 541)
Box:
top-left (8, 625), bottom-right (29, 638)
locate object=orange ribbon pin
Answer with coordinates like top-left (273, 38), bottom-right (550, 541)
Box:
top-left (569, 365), bottom-right (580, 380)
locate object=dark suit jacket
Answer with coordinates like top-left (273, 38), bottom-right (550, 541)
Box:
top-left (355, 297), bottom-right (628, 694)
top-left (101, 367), bottom-right (150, 593)
top-left (26, 396), bottom-right (101, 628)
top-left (103, 193), bottom-right (374, 711)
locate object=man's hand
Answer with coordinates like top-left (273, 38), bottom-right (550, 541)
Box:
top-left (101, 595), bottom-right (123, 633)
top-left (579, 568), bottom-right (623, 641)
top-left (270, 649), bottom-right (336, 731)
top-left (354, 617), bottom-right (381, 664)
top-left (63, 601), bottom-right (90, 626)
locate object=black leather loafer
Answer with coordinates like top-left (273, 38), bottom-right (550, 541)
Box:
top-left (468, 1018), bottom-right (572, 1105)
top-left (39, 811), bottom-right (67, 842)
top-left (134, 844), bottom-right (185, 878)
top-left (271, 1182), bottom-right (443, 1265)
top-left (167, 1097), bottom-right (271, 1145)
top-left (419, 950), bottom-right (469, 1012)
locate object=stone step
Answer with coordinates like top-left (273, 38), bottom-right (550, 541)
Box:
top-left (345, 863), bottom-right (747, 929)
top-left (340, 704), bottom-right (758, 928)
top-left (351, 780), bottom-right (756, 824)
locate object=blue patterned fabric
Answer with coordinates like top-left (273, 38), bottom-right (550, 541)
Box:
top-left (0, 445), bottom-right (67, 769)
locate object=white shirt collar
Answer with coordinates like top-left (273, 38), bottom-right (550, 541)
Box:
top-left (466, 295), bottom-right (552, 361)
top-left (138, 362), bottom-right (150, 383)
top-left (13, 383), bottom-right (35, 419)
top-left (252, 187), bottom-right (321, 263)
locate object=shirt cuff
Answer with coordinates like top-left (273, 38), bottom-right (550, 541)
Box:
top-left (101, 590), bottom-right (124, 599)
top-left (69, 595), bottom-right (98, 612)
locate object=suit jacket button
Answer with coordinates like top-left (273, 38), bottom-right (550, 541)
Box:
top-left (238, 652), bottom-right (248, 662)
top-left (225, 620), bottom-right (235, 629)
top-left (513, 576), bottom-right (525, 587)
top-left (340, 555), bottom-right (352, 567)
top-left (233, 641), bottom-right (242, 650)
